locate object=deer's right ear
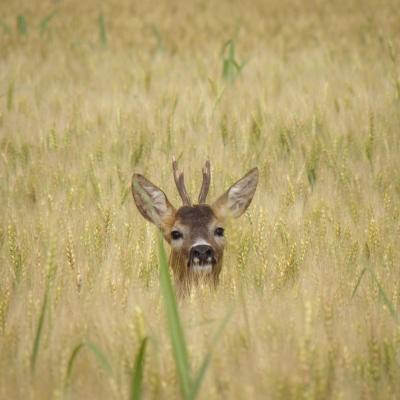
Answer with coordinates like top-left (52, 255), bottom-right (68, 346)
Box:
top-left (131, 174), bottom-right (176, 229)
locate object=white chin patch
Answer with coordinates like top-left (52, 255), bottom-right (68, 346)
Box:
top-left (191, 263), bottom-right (213, 274)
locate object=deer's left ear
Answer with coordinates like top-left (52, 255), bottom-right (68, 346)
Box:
top-left (212, 168), bottom-right (259, 219)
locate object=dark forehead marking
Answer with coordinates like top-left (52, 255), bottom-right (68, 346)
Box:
top-left (176, 205), bottom-right (215, 226)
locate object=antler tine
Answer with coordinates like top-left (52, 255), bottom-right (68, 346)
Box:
top-left (198, 160), bottom-right (211, 204)
top-left (172, 157), bottom-right (192, 206)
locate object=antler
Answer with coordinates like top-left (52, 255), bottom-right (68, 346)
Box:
top-left (172, 157), bottom-right (192, 206)
top-left (198, 160), bottom-right (211, 204)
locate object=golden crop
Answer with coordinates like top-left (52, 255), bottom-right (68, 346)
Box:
top-left (0, 0), bottom-right (399, 398)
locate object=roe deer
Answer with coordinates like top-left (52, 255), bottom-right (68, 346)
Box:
top-left (131, 159), bottom-right (258, 295)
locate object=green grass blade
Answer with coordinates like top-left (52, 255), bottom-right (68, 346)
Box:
top-left (351, 268), bottom-right (367, 299)
top-left (238, 59), bottom-right (248, 73)
top-left (98, 13), bottom-right (107, 48)
top-left (0, 19), bottom-right (11, 34)
top-left (352, 266), bottom-right (398, 323)
top-left (7, 81), bottom-right (14, 111)
top-left (150, 25), bottom-right (164, 53)
top-left (85, 340), bottom-right (113, 373)
top-left (220, 39), bottom-right (232, 57)
top-left (191, 353), bottom-right (211, 400)
top-left (221, 39), bottom-right (244, 83)
top-left (65, 343), bottom-right (85, 387)
top-left (130, 336), bottom-right (149, 400)
top-left (64, 341), bottom-right (112, 388)
top-left (228, 41), bottom-right (235, 59)
top-left (222, 59), bottom-right (231, 81)
top-left (39, 10), bottom-right (58, 35)
top-left (233, 60), bottom-right (241, 71)
top-left (190, 304), bottom-right (235, 399)
top-left (31, 285), bottom-right (49, 372)
top-left (368, 268), bottom-right (398, 323)
top-left (158, 233), bottom-right (192, 399)
top-left (17, 15), bottom-right (27, 36)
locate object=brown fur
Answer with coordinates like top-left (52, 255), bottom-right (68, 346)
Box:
top-left (131, 164), bottom-right (258, 296)
top-left (168, 205), bottom-right (224, 296)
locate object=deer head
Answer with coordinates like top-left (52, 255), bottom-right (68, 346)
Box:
top-left (131, 159), bottom-right (258, 295)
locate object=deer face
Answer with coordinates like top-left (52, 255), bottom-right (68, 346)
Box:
top-left (131, 159), bottom-right (258, 288)
top-left (169, 204), bottom-right (223, 274)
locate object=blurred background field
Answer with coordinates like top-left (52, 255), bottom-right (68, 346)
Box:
top-left (1, 0), bottom-right (400, 398)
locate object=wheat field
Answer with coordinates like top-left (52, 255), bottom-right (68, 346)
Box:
top-left (1, 0), bottom-right (400, 399)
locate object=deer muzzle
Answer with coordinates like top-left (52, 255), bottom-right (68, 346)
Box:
top-left (189, 244), bottom-right (216, 273)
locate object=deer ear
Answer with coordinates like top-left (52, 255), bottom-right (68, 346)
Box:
top-left (131, 174), bottom-right (176, 229)
top-left (212, 168), bottom-right (259, 219)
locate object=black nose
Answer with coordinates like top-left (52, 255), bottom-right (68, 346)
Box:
top-left (190, 245), bottom-right (214, 264)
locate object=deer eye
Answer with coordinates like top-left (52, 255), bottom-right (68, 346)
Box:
top-left (171, 230), bottom-right (183, 240)
top-left (214, 227), bottom-right (224, 237)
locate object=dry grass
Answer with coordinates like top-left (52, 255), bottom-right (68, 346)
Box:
top-left (1, 0), bottom-right (400, 398)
